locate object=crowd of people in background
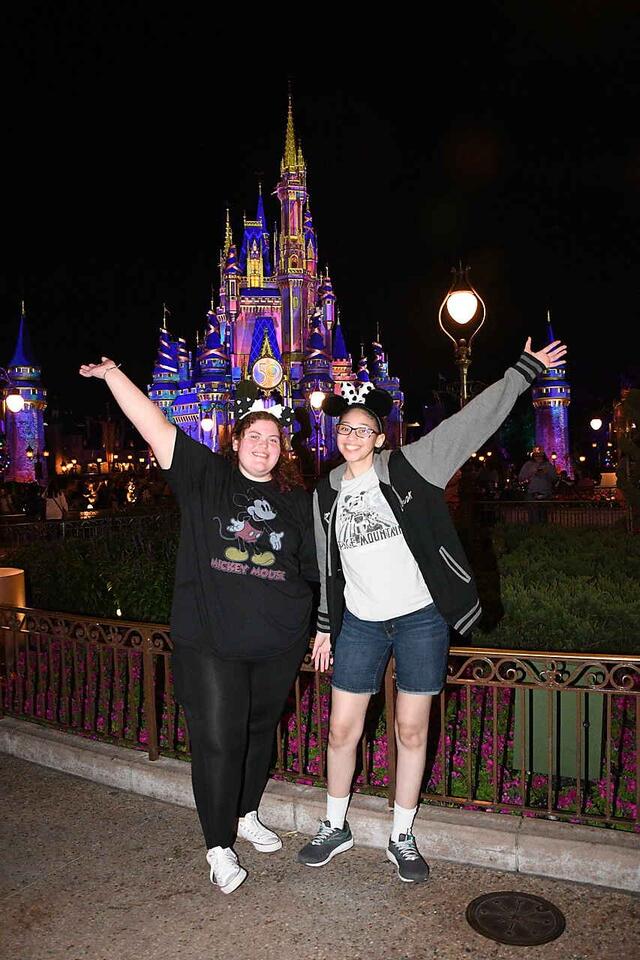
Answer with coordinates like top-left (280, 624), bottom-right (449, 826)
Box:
top-left (0, 475), bottom-right (173, 520)
top-left (0, 446), bottom-right (616, 523)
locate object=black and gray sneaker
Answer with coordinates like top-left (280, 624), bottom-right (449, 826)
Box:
top-left (297, 819), bottom-right (354, 867)
top-left (386, 832), bottom-right (430, 883)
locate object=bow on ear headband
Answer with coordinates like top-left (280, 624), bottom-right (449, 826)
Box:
top-left (321, 381), bottom-right (393, 431)
top-left (234, 382), bottom-right (295, 428)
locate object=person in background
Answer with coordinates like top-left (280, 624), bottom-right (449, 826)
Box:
top-left (518, 447), bottom-right (557, 500)
top-left (43, 478), bottom-right (69, 520)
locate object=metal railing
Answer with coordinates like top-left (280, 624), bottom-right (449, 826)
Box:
top-left (1, 603), bottom-right (638, 830)
top-left (475, 499), bottom-right (632, 530)
top-left (0, 511), bottom-right (180, 546)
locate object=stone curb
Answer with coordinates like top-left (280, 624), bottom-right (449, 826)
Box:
top-left (1, 715), bottom-right (638, 893)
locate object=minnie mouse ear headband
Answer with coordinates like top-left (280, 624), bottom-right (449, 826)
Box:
top-left (234, 381), bottom-right (295, 429)
top-left (322, 381), bottom-right (393, 432)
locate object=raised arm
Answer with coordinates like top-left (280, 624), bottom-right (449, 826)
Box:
top-left (79, 357), bottom-right (176, 469)
top-left (402, 339), bottom-right (567, 488)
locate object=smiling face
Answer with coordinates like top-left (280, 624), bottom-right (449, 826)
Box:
top-left (232, 414), bottom-right (282, 481)
top-left (336, 406), bottom-right (385, 475)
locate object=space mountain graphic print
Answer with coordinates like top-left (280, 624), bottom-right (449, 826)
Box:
top-left (337, 478), bottom-right (401, 551)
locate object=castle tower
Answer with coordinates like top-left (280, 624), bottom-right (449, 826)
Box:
top-left (330, 309), bottom-right (356, 388)
top-left (148, 306), bottom-right (179, 422)
top-left (371, 327), bottom-right (404, 448)
top-left (275, 95), bottom-right (318, 368)
top-left (531, 312), bottom-right (572, 475)
top-left (5, 303), bottom-right (47, 483)
top-left (195, 298), bottom-right (231, 450)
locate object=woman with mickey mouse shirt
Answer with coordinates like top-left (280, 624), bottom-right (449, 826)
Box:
top-left (80, 359), bottom-right (318, 895)
top-left (298, 339), bottom-right (567, 883)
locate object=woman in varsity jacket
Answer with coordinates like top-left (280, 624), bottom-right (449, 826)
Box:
top-left (297, 338), bottom-right (566, 882)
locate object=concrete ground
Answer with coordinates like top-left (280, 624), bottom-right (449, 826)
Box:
top-left (1, 755), bottom-right (639, 960)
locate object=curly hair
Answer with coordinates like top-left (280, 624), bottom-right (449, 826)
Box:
top-left (221, 411), bottom-right (304, 492)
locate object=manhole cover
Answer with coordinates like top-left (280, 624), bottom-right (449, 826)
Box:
top-left (466, 891), bottom-right (566, 946)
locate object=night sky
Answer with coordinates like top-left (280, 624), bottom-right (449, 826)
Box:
top-left (3, 3), bottom-right (640, 440)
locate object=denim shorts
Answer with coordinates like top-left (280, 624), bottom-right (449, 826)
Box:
top-left (331, 603), bottom-right (450, 696)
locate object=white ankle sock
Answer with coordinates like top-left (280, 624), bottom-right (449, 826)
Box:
top-left (391, 802), bottom-right (417, 842)
top-left (326, 793), bottom-right (350, 829)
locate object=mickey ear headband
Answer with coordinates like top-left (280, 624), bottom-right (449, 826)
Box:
top-left (234, 381), bottom-right (295, 429)
top-left (321, 381), bottom-right (393, 431)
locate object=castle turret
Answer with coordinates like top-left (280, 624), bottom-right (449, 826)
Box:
top-left (148, 307), bottom-right (180, 422)
top-left (330, 310), bottom-right (355, 388)
top-left (195, 301), bottom-right (231, 450)
top-left (532, 311), bottom-right (572, 475)
top-left (370, 328), bottom-right (404, 448)
top-left (240, 184), bottom-right (272, 287)
top-left (5, 303), bottom-right (47, 483)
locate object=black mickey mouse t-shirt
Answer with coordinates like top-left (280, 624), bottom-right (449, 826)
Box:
top-left (162, 428), bottom-right (318, 659)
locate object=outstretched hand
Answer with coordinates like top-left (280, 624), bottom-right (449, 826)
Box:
top-left (524, 338), bottom-right (567, 369)
top-left (79, 357), bottom-right (117, 380)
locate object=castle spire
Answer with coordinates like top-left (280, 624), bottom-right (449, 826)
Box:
top-left (223, 208), bottom-right (233, 261)
top-left (546, 308), bottom-right (556, 344)
top-left (256, 182), bottom-right (267, 233)
top-left (10, 301), bottom-right (37, 367)
top-left (282, 93), bottom-right (298, 171)
top-left (162, 302), bottom-right (170, 332)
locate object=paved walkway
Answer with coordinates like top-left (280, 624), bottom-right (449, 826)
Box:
top-left (1, 755), bottom-right (639, 960)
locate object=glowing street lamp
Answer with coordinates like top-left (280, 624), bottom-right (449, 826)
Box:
top-left (5, 389), bottom-right (25, 413)
top-left (438, 264), bottom-right (486, 407)
top-left (590, 418), bottom-right (603, 431)
top-left (309, 390), bottom-right (326, 477)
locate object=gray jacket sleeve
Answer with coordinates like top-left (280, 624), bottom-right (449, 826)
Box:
top-left (402, 352), bottom-right (546, 488)
top-left (313, 489), bottom-right (331, 634)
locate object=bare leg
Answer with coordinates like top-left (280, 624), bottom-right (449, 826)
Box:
top-left (394, 693), bottom-right (433, 809)
top-left (327, 689), bottom-right (371, 798)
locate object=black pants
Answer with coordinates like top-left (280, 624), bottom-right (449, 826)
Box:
top-left (171, 637), bottom-right (307, 849)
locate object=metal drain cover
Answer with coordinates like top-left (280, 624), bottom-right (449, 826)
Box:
top-left (466, 891), bottom-right (566, 946)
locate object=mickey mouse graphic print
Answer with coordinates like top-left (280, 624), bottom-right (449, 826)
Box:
top-left (336, 466), bottom-right (433, 622)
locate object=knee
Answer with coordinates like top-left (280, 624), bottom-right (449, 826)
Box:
top-left (328, 720), bottom-right (360, 751)
top-left (395, 720), bottom-right (427, 751)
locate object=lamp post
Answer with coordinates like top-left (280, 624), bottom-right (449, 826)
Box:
top-left (438, 264), bottom-right (486, 407)
top-left (590, 418), bottom-right (603, 471)
top-left (309, 390), bottom-right (326, 477)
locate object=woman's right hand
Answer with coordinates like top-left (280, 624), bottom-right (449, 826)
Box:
top-left (79, 357), bottom-right (118, 380)
top-left (311, 632), bottom-right (332, 672)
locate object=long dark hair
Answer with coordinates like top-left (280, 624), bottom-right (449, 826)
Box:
top-left (222, 411), bottom-right (304, 492)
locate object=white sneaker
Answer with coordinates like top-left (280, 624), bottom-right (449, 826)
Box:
top-left (237, 810), bottom-right (283, 852)
top-left (206, 846), bottom-right (247, 894)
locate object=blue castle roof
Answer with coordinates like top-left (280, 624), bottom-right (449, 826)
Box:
top-left (332, 318), bottom-right (350, 361)
top-left (10, 307), bottom-right (38, 367)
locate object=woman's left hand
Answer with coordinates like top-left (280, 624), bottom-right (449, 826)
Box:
top-left (311, 632), bottom-right (332, 672)
top-left (524, 338), bottom-right (567, 368)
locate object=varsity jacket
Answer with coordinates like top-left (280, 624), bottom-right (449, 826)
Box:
top-left (314, 352), bottom-right (547, 641)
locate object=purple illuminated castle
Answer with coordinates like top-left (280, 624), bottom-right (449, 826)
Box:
top-left (4, 303), bottom-right (47, 483)
top-left (531, 313), bottom-right (572, 476)
top-left (148, 97), bottom-right (404, 461)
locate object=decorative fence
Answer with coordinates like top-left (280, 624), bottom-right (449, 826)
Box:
top-left (1, 603), bottom-right (638, 831)
top-left (0, 512), bottom-right (179, 547)
top-left (475, 500), bottom-right (632, 530)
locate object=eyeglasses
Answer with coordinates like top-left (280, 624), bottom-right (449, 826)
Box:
top-left (336, 423), bottom-right (379, 439)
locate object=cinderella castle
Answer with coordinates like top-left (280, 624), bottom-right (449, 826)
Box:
top-left (147, 97), bottom-right (404, 462)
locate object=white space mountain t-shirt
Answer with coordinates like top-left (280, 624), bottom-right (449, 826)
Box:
top-left (336, 466), bottom-right (433, 622)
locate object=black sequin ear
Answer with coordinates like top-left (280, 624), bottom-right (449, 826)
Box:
top-left (235, 380), bottom-right (261, 401)
top-left (365, 389), bottom-right (394, 418)
top-left (322, 394), bottom-right (349, 417)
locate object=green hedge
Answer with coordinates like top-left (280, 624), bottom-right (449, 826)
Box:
top-left (7, 523), bottom-right (640, 654)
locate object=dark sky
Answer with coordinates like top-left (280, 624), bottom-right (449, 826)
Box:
top-left (3, 2), bottom-right (640, 433)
